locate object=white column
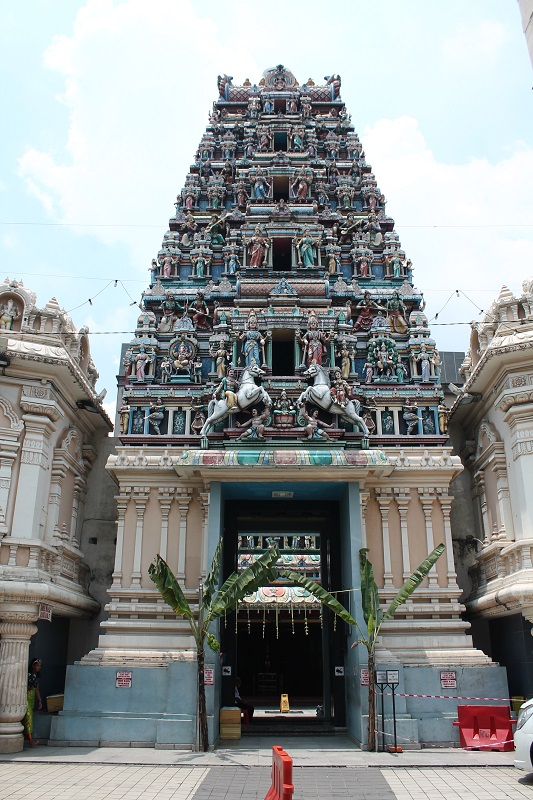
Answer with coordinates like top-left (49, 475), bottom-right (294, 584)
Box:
top-left (110, 491), bottom-right (131, 590)
top-left (493, 458), bottom-right (514, 540)
top-left (131, 487), bottom-right (149, 586)
top-left (375, 489), bottom-right (395, 589)
top-left (176, 488), bottom-right (193, 584)
top-left (184, 407), bottom-right (193, 436)
top-left (199, 488), bottom-right (210, 578)
top-left (394, 489), bottom-right (412, 579)
top-left (391, 407), bottom-right (400, 435)
top-left (375, 409), bottom-right (383, 436)
top-left (436, 489), bottom-right (459, 587)
top-left (70, 477), bottom-right (83, 547)
top-left (0, 604), bottom-right (39, 754)
top-left (158, 488), bottom-right (174, 563)
top-left (45, 466), bottom-right (65, 541)
top-left (418, 489), bottom-right (439, 587)
top-left (360, 489), bottom-right (370, 548)
top-left (11, 415), bottom-right (56, 540)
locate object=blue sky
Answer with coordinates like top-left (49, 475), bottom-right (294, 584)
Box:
top-left (1, 1), bottom-right (532, 420)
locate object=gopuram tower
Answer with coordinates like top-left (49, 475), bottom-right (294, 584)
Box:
top-left (54, 66), bottom-right (507, 749)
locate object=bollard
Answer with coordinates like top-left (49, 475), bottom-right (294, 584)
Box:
top-left (264, 745), bottom-right (294, 800)
top-left (453, 705), bottom-right (516, 751)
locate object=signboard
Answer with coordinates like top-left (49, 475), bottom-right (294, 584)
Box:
top-left (222, 666), bottom-right (232, 677)
top-left (334, 666), bottom-right (344, 677)
top-left (375, 670), bottom-right (388, 685)
top-left (360, 669), bottom-right (370, 686)
top-left (116, 671), bottom-right (132, 688)
top-left (386, 670), bottom-right (400, 686)
top-left (440, 670), bottom-right (457, 689)
top-left (280, 694), bottom-right (290, 712)
top-left (39, 603), bottom-right (52, 622)
top-left (204, 668), bottom-right (214, 686)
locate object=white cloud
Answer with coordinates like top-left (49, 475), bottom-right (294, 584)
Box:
top-left (18, 0), bottom-right (259, 271)
top-left (442, 20), bottom-right (509, 64)
top-left (2, 233), bottom-right (17, 250)
top-left (363, 116), bottom-right (533, 350)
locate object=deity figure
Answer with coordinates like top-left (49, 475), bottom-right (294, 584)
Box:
top-left (433, 349), bottom-right (442, 382)
top-left (235, 181), bottom-right (249, 208)
top-left (190, 291), bottom-right (211, 330)
top-left (210, 341), bottom-right (229, 379)
top-left (212, 368), bottom-right (238, 408)
top-left (251, 170), bottom-right (270, 201)
top-left (0, 298), bottom-right (21, 329)
top-left (296, 312), bottom-right (332, 367)
top-left (295, 228), bottom-right (319, 267)
top-left (118, 402), bottom-right (130, 434)
top-left (352, 248), bottom-right (374, 278)
top-left (257, 126), bottom-right (272, 151)
top-left (159, 294), bottom-right (183, 333)
top-left (235, 406), bottom-right (270, 441)
top-left (336, 342), bottom-right (352, 379)
top-left (246, 226), bottom-right (270, 267)
top-left (273, 390), bottom-right (296, 427)
top-left (173, 340), bottom-right (194, 374)
top-left (263, 97), bottom-right (273, 114)
top-left (395, 359), bottom-right (408, 383)
top-left (386, 292), bottom-right (408, 334)
top-left (353, 292), bottom-right (384, 332)
top-left (192, 247), bottom-right (210, 278)
top-left (180, 211), bottom-right (197, 246)
top-left (160, 356), bottom-right (173, 383)
top-left (227, 250), bottom-right (240, 274)
top-left (385, 250), bottom-right (404, 279)
top-left (191, 408), bottom-right (206, 435)
top-left (376, 342), bottom-right (394, 378)
top-left (206, 213), bottom-right (228, 245)
top-left (316, 183), bottom-right (329, 207)
top-left (363, 361), bottom-right (374, 384)
top-left (403, 398), bottom-right (419, 435)
top-left (291, 167), bottom-right (312, 200)
top-left (416, 343), bottom-right (433, 383)
top-left (222, 159), bottom-right (234, 184)
top-left (147, 398), bottom-right (165, 435)
top-left (135, 346), bottom-right (153, 381)
top-left (330, 370), bottom-right (351, 409)
top-left (239, 310), bottom-right (268, 367)
top-left (438, 401), bottom-right (450, 435)
top-left (300, 406), bottom-right (333, 441)
top-left (301, 97), bottom-right (312, 118)
top-left (363, 211), bottom-right (382, 247)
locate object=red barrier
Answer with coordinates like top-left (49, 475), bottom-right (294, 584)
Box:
top-left (264, 745), bottom-right (294, 800)
top-left (453, 705), bottom-right (516, 751)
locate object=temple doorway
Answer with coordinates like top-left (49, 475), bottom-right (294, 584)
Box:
top-left (220, 498), bottom-right (346, 728)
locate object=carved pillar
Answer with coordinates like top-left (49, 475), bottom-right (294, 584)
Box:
top-left (394, 489), bottom-right (411, 579)
top-left (391, 407), bottom-right (400, 435)
top-left (0, 419), bottom-right (23, 535)
top-left (474, 471), bottom-right (490, 543)
top-left (360, 489), bottom-right (370, 548)
top-left (12, 414), bottom-right (56, 540)
top-left (70, 477), bottom-right (84, 547)
top-left (436, 489), bottom-right (459, 586)
top-left (375, 408), bottom-right (383, 436)
top-left (131, 487), bottom-right (149, 586)
top-left (158, 488), bottom-right (174, 563)
top-left (375, 488), bottom-right (395, 589)
top-left (0, 604), bottom-right (39, 753)
top-left (45, 465), bottom-right (66, 541)
top-left (199, 488), bottom-right (210, 578)
top-left (493, 457), bottom-right (514, 540)
top-left (176, 488), bottom-right (193, 583)
top-left (110, 490), bottom-right (131, 590)
top-left (418, 489), bottom-right (439, 587)
top-left (184, 407), bottom-right (193, 436)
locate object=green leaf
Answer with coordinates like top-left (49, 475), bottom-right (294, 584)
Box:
top-left (206, 546), bottom-right (281, 623)
top-left (383, 543), bottom-right (445, 621)
top-left (148, 554), bottom-right (193, 621)
top-left (359, 549), bottom-right (381, 629)
top-left (203, 537), bottom-right (223, 610)
top-left (278, 570), bottom-right (356, 626)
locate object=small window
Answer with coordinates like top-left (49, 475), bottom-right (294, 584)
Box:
top-left (271, 330), bottom-right (295, 376)
top-left (272, 237), bottom-right (292, 271)
top-left (272, 175), bottom-right (289, 201)
top-left (274, 132), bottom-right (288, 151)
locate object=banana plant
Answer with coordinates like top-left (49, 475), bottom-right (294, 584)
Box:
top-left (354, 543), bottom-right (446, 751)
top-left (148, 540), bottom-right (280, 752)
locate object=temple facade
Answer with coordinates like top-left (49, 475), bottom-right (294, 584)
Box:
top-left (0, 279), bottom-right (113, 753)
top-left (51, 66), bottom-right (507, 749)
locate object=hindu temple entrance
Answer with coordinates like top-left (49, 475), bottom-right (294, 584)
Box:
top-left (220, 498), bottom-right (346, 728)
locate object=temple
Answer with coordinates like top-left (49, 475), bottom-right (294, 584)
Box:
top-left (47, 66), bottom-right (507, 748)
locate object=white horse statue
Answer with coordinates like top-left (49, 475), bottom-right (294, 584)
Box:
top-left (201, 362), bottom-right (273, 436)
top-left (296, 363), bottom-right (369, 436)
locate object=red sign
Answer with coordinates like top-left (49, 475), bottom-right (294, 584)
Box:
top-left (360, 669), bottom-right (370, 686)
top-left (205, 668), bottom-right (214, 686)
top-left (440, 670), bottom-right (457, 689)
top-left (116, 671), bottom-right (132, 688)
top-left (39, 604), bottom-right (52, 622)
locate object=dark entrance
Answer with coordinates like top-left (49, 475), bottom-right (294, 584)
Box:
top-left (271, 235), bottom-right (292, 269)
top-left (271, 331), bottom-right (294, 376)
top-left (221, 500), bottom-right (345, 727)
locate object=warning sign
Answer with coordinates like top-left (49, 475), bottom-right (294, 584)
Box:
top-left (360, 669), bottom-right (370, 686)
top-left (205, 668), bottom-right (214, 686)
top-left (116, 671), bottom-right (132, 688)
top-left (440, 671), bottom-right (457, 689)
top-left (39, 604), bottom-right (52, 622)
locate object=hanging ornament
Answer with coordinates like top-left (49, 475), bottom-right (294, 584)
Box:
top-left (262, 604), bottom-right (266, 638)
top-left (333, 594), bottom-right (337, 631)
top-left (304, 606), bottom-right (309, 636)
top-left (235, 607), bottom-right (238, 634)
top-left (224, 607), bottom-right (227, 628)
top-left (276, 600), bottom-right (279, 640)
top-left (247, 604), bottom-right (251, 634)
top-left (291, 602), bottom-right (295, 634)
top-left (319, 605), bottom-right (323, 630)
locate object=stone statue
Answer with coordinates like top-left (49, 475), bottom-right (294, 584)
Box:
top-left (295, 227), bottom-right (319, 267)
top-left (160, 356), bottom-right (173, 383)
top-left (416, 343), bottom-right (433, 382)
top-left (235, 406), bottom-right (270, 441)
top-left (386, 291), bottom-right (408, 334)
top-left (172, 339), bottom-right (194, 375)
top-left (191, 408), bottom-right (206, 435)
top-left (273, 390), bottom-right (296, 427)
top-left (403, 398), bottom-right (419, 435)
top-left (251, 169), bottom-right (270, 201)
top-left (118, 402), bottom-right (130, 434)
top-left (336, 342), bottom-right (352, 379)
top-left (330, 370), bottom-right (351, 409)
top-left (239, 310), bottom-right (268, 367)
top-left (353, 292), bottom-right (384, 332)
top-left (147, 398), bottom-right (165, 435)
top-left (210, 341), bottom-right (229, 379)
top-left (296, 312), bottom-right (332, 367)
top-left (227, 250), bottom-right (240, 275)
top-left (438, 402), bottom-right (450, 434)
top-left (206, 213), bottom-right (228, 245)
top-left (300, 405), bottom-right (333, 441)
top-left (189, 291), bottom-right (211, 330)
top-left (135, 346), bottom-right (153, 381)
top-left (245, 226), bottom-right (270, 267)
top-left (0, 298), bottom-right (21, 329)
